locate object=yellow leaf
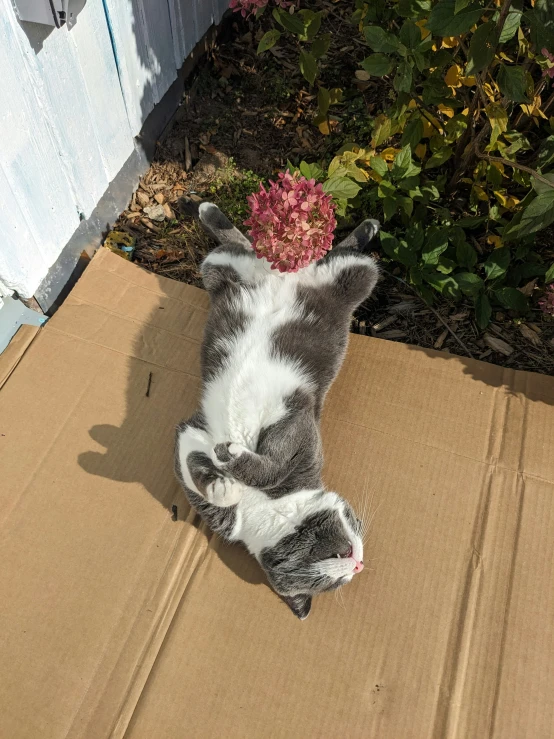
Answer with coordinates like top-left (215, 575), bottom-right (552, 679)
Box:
top-left (415, 143), bottom-right (427, 160)
top-left (445, 65), bottom-right (462, 89)
top-left (486, 103), bottom-right (508, 146)
top-left (431, 42), bottom-right (438, 52)
top-left (318, 120), bottom-right (331, 135)
top-left (408, 99), bottom-right (418, 110)
top-left (487, 234), bottom-right (503, 248)
top-left (366, 170), bottom-right (383, 183)
top-left (415, 20), bottom-right (431, 40)
top-left (438, 104), bottom-right (455, 118)
top-left (441, 36), bottom-right (458, 48)
top-left (499, 52), bottom-right (514, 62)
top-left (355, 70), bottom-right (371, 81)
top-left (380, 147), bottom-right (399, 162)
top-left (460, 76), bottom-right (476, 87)
top-left (483, 83), bottom-right (496, 100)
top-left (460, 178), bottom-right (473, 184)
top-left (472, 185), bottom-right (489, 201)
top-left (494, 191), bottom-right (520, 210)
top-left (421, 116), bottom-right (441, 138)
top-left (490, 161), bottom-right (504, 175)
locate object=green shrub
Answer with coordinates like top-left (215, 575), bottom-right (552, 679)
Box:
top-left (253, 0), bottom-right (554, 326)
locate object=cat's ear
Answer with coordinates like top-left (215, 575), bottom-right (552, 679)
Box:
top-left (283, 593), bottom-right (312, 620)
top-left (335, 218), bottom-right (380, 251)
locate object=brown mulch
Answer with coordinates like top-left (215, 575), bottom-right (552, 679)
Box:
top-left (113, 9), bottom-right (554, 376)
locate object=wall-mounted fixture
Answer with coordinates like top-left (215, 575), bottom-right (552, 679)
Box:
top-left (12, 0), bottom-right (87, 29)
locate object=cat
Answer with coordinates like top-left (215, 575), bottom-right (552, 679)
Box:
top-left (175, 198), bottom-right (380, 619)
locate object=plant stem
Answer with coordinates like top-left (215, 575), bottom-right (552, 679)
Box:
top-left (477, 151), bottom-right (554, 189)
top-left (386, 272), bottom-right (475, 358)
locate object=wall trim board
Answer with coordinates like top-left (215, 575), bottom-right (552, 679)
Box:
top-left (34, 15), bottom-right (227, 315)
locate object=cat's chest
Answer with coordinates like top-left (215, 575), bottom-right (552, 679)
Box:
top-left (231, 488), bottom-right (320, 556)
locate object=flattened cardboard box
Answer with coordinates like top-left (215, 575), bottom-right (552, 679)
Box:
top-left (1, 249), bottom-right (553, 738)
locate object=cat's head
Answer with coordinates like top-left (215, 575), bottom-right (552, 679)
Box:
top-left (259, 492), bottom-right (364, 620)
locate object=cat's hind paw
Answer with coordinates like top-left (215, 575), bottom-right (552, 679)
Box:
top-left (205, 475), bottom-right (244, 507)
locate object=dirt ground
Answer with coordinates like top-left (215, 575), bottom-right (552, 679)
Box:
top-left (114, 8), bottom-right (554, 375)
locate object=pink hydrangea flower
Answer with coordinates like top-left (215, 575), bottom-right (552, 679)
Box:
top-left (229, 0), bottom-right (294, 19)
top-left (244, 171), bottom-right (337, 273)
top-left (541, 49), bottom-right (554, 80)
top-left (538, 284), bottom-right (554, 315)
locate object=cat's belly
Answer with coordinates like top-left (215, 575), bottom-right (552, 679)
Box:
top-left (201, 282), bottom-right (312, 447)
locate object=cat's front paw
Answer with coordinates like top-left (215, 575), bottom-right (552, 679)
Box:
top-left (211, 442), bottom-right (250, 468)
top-left (205, 475), bottom-right (244, 507)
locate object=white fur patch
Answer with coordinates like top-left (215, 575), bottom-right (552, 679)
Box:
top-left (201, 276), bottom-right (315, 451)
top-left (176, 424), bottom-right (213, 495)
top-left (314, 252), bottom-right (379, 287)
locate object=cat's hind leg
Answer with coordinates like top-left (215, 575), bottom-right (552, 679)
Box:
top-left (175, 413), bottom-right (244, 508)
top-left (179, 197), bottom-right (252, 251)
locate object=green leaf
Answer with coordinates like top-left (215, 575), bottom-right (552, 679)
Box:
top-left (394, 60), bottom-right (413, 93)
top-left (299, 161), bottom-right (325, 181)
top-left (456, 240), bottom-right (478, 269)
top-left (298, 9), bottom-right (322, 40)
top-left (484, 246), bottom-right (511, 280)
top-left (531, 173), bottom-right (554, 195)
top-left (425, 148), bottom-right (453, 169)
top-left (467, 22), bottom-right (499, 75)
top-left (457, 272), bottom-right (484, 298)
top-left (499, 10), bottom-right (522, 43)
top-left (311, 33), bottom-right (331, 59)
top-left (512, 191), bottom-right (554, 238)
top-left (401, 117), bottom-right (424, 149)
top-left (545, 264), bottom-right (554, 283)
top-left (398, 0), bottom-right (432, 17)
top-left (378, 180), bottom-right (397, 198)
top-left (272, 8), bottom-right (305, 35)
top-left (383, 197), bottom-right (397, 221)
top-left (372, 116), bottom-right (392, 147)
top-left (427, 0), bottom-right (482, 37)
top-left (454, 0), bottom-right (472, 12)
top-left (497, 65), bottom-right (527, 103)
top-left (257, 29), bottom-right (281, 54)
top-left (370, 155), bottom-right (389, 177)
top-left (406, 222), bottom-right (425, 251)
top-left (457, 216), bottom-right (487, 229)
top-left (380, 231), bottom-right (417, 266)
top-left (364, 26), bottom-right (403, 54)
top-left (423, 272), bottom-right (461, 299)
top-left (322, 176), bottom-right (361, 200)
top-left (361, 54), bottom-right (395, 77)
top-left (486, 103), bottom-right (508, 147)
top-left (421, 228), bottom-right (449, 265)
top-left (318, 87), bottom-right (330, 116)
top-left (494, 287), bottom-right (529, 313)
top-left (299, 50), bottom-right (318, 85)
top-left (536, 136), bottom-right (554, 169)
top-left (475, 293), bottom-right (492, 329)
top-left (391, 145), bottom-right (413, 179)
top-left (399, 20), bottom-right (421, 49)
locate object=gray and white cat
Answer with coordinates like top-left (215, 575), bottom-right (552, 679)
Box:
top-left (175, 199), bottom-right (380, 619)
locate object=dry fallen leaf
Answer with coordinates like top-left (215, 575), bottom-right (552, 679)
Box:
top-left (136, 190), bottom-right (150, 207)
top-left (519, 324), bottom-right (541, 346)
top-left (154, 193), bottom-right (165, 205)
top-left (519, 279), bottom-right (537, 297)
top-left (434, 329), bottom-right (449, 350)
top-left (484, 334), bottom-right (514, 356)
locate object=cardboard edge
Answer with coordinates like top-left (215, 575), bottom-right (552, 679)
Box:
top-left (0, 324), bottom-right (41, 390)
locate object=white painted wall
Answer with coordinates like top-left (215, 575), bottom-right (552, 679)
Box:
top-left (0, 0), bottom-right (228, 298)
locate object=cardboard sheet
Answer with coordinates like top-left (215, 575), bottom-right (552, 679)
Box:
top-left (1, 248), bottom-right (553, 738)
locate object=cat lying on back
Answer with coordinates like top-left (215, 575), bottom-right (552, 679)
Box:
top-left (175, 198), bottom-right (379, 619)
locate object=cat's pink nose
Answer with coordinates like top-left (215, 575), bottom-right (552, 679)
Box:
top-left (354, 560), bottom-right (364, 573)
